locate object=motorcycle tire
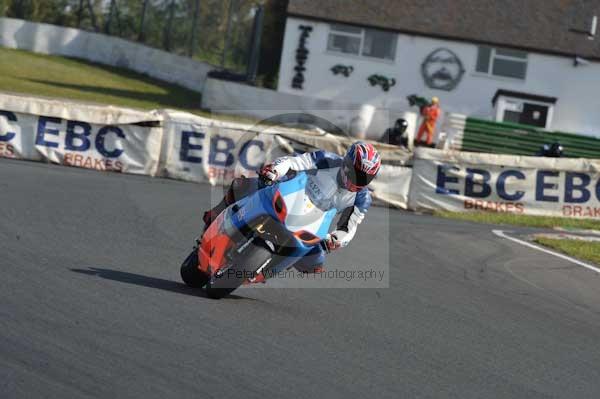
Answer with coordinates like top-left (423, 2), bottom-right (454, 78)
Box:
top-left (205, 239), bottom-right (272, 299)
top-left (180, 248), bottom-right (209, 288)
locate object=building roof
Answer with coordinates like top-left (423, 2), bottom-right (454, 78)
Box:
top-left (492, 90), bottom-right (558, 106)
top-left (288, 0), bottom-right (600, 60)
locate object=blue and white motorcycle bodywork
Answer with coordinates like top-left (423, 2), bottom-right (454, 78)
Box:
top-left (180, 171), bottom-right (337, 298)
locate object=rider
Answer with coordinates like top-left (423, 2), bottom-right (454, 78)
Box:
top-left (537, 142), bottom-right (564, 158)
top-left (380, 118), bottom-right (409, 147)
top-left (201, 142), bottom-right (382, 282)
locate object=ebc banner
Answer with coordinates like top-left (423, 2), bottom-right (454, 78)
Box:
top-left (409, 148), bottom-right (600, 219)
top-left (161, 111), bottom-right (287, 185)
top-left (0, 110), bottom-right (41, 161)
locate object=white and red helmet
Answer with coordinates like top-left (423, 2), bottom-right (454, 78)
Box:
top-left (341, 142), bottom-right (381, 192)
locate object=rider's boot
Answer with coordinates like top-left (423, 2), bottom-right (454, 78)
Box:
top-left (295, 264), bottom-right (325, 274)
top-left (244, 271), bottom-right (267, 285)
top-left (244, 264), bottom-right (324, 285)
top-left (201, 183), bottom-right (237, 233)
top-left (201, 176), bottom-right (255, 234)
top-left (310, 265), bottom-right (325, 273)
top-left (202, 199), bottom-right (227, 232)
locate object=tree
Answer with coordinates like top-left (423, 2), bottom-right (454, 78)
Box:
top-left (1, 0), bottom-right (290, 86)
top-left (258, 0), bottom-right (288, 88)
top-left (6, 0), bottom-right (79, 25)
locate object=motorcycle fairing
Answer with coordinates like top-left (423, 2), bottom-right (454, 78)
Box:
top-left (199, 171), bottom-right (337, 276)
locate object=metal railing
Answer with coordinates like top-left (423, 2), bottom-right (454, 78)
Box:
top-left (462, 118), bottom-right (600, 158)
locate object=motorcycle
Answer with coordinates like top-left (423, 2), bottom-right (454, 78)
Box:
top-left (180, 171), bottom-right (337, 299)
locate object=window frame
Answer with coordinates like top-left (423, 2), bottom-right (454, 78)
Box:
top-left (327, 23), bottom-right (397, 62)
top-left (493, 95), bottom-right (555, 129)
top-left (476, 46), bottom-right (528, 80)
top-left (327, 24), bottom-right (363, 56)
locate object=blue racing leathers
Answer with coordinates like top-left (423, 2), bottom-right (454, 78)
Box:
top-left (268, 150), bottom-right (372, 270)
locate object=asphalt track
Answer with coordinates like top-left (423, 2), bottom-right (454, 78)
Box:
top-left (2, 157), bottom-right (600, 399)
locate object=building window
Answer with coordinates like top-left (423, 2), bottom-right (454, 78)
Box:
top-left (476, 46), bottom-right (528, 79)
top-left (327, 24), bottom-right (362, 55)
top-left (492, 90), bottom-right (556, 129)
top-left (327, 24), bottom-right (397, 61)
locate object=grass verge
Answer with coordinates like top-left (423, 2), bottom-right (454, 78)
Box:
top-left (434, 210), bottom-right (600, 230)
top-left (533, 237), bottom-right (600, 265)
top-left (0, 47), bottom-right (260, 124)
top-left (0, 47), bottom-right (205, 112)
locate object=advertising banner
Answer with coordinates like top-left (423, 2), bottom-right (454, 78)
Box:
top-left (0, 110), bottom-right (42, 161)
top-left (370, 165), bottom-right (413, 209)
top-left (409, 148), bottom-right (600, 219)
top-left (0, 95), bottom-right (163, 175)
top-left (160, 111), bottom-right (289, 185)
top-left (34, 115), bottom-right (163, 175)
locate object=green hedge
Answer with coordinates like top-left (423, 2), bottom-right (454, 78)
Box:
top-left (462, 118), bottom-right (600, 158)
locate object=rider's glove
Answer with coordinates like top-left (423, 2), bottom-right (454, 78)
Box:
top-left (259, 158), bottom-right (293, 184)
top-left (325, 233), bottom-right (342, 252)
top-left (259, 163), bottom-right (279, 183)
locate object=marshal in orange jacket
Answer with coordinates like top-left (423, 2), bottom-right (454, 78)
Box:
top-left (416, 98), bottom-right (441, 146)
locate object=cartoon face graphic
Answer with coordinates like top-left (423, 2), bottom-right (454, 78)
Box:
top-left (421, 48), bottom-right (465, 91)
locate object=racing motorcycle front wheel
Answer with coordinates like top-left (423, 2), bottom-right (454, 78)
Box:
top-left (180, 248), bottom-right (210, 288)
top-left (205, 238), bottom-right (273, 299)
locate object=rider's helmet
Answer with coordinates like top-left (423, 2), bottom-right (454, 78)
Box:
top-left (549, 142), bottom-right (563, 157)
top-left (341, 142), bottom-right (381, 192)
top-left (394, 118), bottom-right (409, 134)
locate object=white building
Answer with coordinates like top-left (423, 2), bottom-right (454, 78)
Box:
top-left (277, 0), bottom-right (600, 137)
